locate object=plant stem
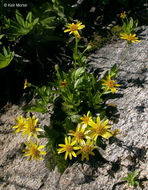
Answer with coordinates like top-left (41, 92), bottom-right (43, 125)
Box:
top-left (80, 47), bottom-right (88, 58)
top-left (118, 43), bottom-right (129, 68)
top-left (99, 89), bottom-right (106, 99)
top-left (74, 36), bottom-right (78, 69)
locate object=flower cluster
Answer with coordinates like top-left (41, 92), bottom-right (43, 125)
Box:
top-left (57, 112), bottom-right (119, 161)
top-left (119, 11), bottom-right (141, 44)
top-left (13, 115), bottom-right (46, 161)
top-left (19, 19), bottom-right (140, 172)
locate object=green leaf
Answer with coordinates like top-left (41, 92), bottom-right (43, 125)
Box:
top-left (22, 105), bottom-right (47, 113)
top-left (45, 87), bottom-right (51, 96)
top-left (103, 70), bottom-right (109, 79)
top-left (74, 77), bottom-right (83, 89)
top-left (93, 92), bottom-right (102, 104)
top-left (0, 34), bottom-right (4, 40)
top-left (40, 86), bottom-right (47, 95)
top-left (0, 47), bottom-right (14, 69)
top-left (110, 64), bottom-right (119, 78)
top-left (7, 11), bottom-right (39, 41)
top-left (69, 114), bottom-right (81, 123)
top-left (3, 46), bottom-right (8, 56)
top-left (26, 12), bottom-right (32, 23)
top-left (74, 67), bottom-right (85, 79)
top-left (40, 17), bottom-right (56, 27)
top-left (129, 18), bottom-right (133, 28)
top-left (15, 10), bottom-right (25, 26)
top-left (33, 18), bottom-right (39, 26)
top-left (122, 170), bottom-right (139, 187)
top-left (46, 141), bottom-right (52, 152)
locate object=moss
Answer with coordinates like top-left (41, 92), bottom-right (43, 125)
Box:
top-left (45, 149), bottom-right (57, 171)
top-left (55, 151), bottom-right (69, 173)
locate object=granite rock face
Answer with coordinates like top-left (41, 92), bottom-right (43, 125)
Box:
top-left (0, 26), bottom-right (148, 190)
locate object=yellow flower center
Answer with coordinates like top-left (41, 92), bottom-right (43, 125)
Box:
top-left (70, 24), bottom-right (78, 31)
top-left (120, 12), bottom-right (126, 19)
top-left (28, 121), bottom-right (36, 132)
top-left (19, 123), bottom-right (25, 129)
top-left (65, 145), bottom-right (73, 152)
top-left (107, 81), bottom-right (115, 88)
top-left (30, 147), bottom-right (38, 157)
top-left (95, 125), bottom-right (106, 135)
top-left (60, 80), bottom-right (67, 87)
top-left (75, 131), bottom-right (85, 139)
top-left (82, 116), bottom-right (89, 123)
top-left (82, 146), bottom-right (90, 153)
top-left (127, 35), bottom-right (136, 41)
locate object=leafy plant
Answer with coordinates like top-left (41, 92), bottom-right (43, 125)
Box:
top-left (122, 170), bottom-right (139, 187)
top-left (0, 47), bottom-right (14, 69)
top-left (122, 17), bottom-right (138, 34)
top-left (0, 34), bottom-right (4, 45)
top-left (4, 10), bottom-right (39, 41)
top-left (21, 20), bottom-right (122, 172)
top-left (12, 12), bottom-right (141, 173)
top-left (23, 85), bottom-right (57, 114)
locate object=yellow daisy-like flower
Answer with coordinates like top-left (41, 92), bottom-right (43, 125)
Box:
top-left (57, 136), bottom-right (80, 160)
top-left (120, 33), bottom-right (141, 43)
top-left (80, 111), bottom-right (92, 126)
top-left (88, 116), bottom-right (112, 141)
top-left (68, 123), bottom-right (89, 144)
top-left (120, 11), bottom-right (126, 19)
top-left (77, 140), bottom-right (96, 161)
top-left (22, 116), bottom-right (42, 140)
top-left (24, 79), bottom-right (28, 89)
top-left (12, 115), bottom-right (26, 134)
top-left (112, 129), bottom-right (120, 137)
top-left (64, 21), bottom-right (85, 36)
top-left (23, 140), bottom-right (46, 162)
top-left (102, 74), bottom-right (120, 94)
top-left (60, 79), bottom-right (67, 87)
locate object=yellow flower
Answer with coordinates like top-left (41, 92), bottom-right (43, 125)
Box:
top-left (64, 21), bottom-right (85, 36)
top-left (120, 33), bottom-right (141, 43)
top-left (22, 116), bottom-right (42, 140)
top-left (68, 123), bottom-right (89, 144)
top-left (80, 111), bottom-right (92, 126)
top-left (102, 74), bottom-right (120, 94)
top-left (23, 140), bottom-right (46, 162)
top-left (24, 79), bottom-right (28, 89)
top-left (88, 116), bottom-right (112, 141)
top-left (12, 115), bottom-right (26, 134)
top-left (120, 11), bottom-right (126, 19)
top-left (77, 140), bottom-right (96, 161)
top-left (112, 129), bottom-right (120, 137)
top-left (57, 136), bottom-right (80, 160)
top-left (60, 79), bottom-right (67, 87)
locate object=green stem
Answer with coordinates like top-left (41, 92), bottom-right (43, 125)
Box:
top-left (74, 36), bottom-right (78, 69)
top-left (99, 89), bottom-right (106, 99)
top-left (79, 47), bottom-right (88, 58)
top-left (118, 44), bottom-right (129, 68)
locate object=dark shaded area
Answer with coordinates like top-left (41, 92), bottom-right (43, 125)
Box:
top-left (135, 103), bottom-right (145, 113)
